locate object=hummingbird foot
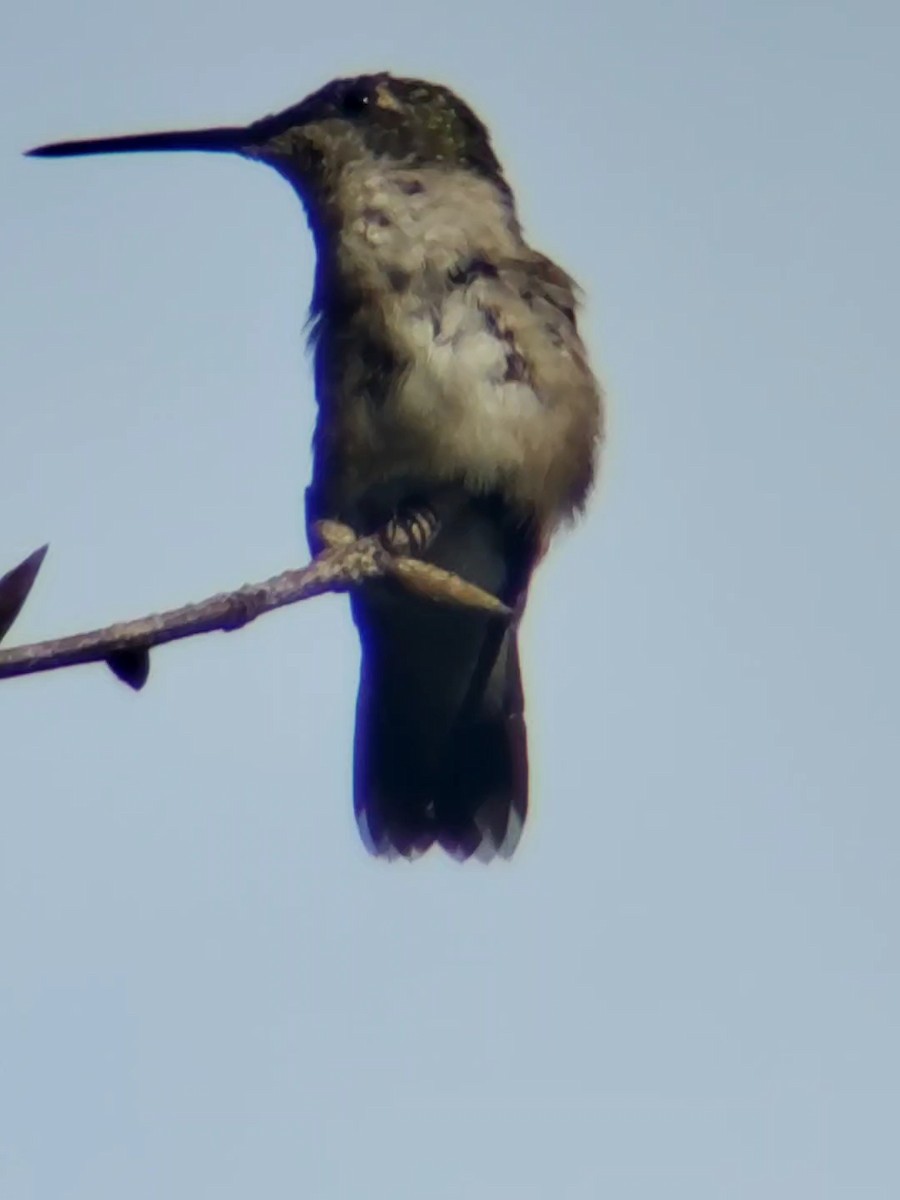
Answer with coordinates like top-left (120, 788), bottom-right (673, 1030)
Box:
top-left (378, 503), bottom-right (440, 558)
top-left (309, 510), bottom-right (510, 615)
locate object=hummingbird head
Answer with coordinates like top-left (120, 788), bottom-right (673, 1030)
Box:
top-left (28, 73), bottom-right (524, 302)
top-left (254, 74), bottom-right (506, 185)
top-left (27, 72), bottom-right (510, 200)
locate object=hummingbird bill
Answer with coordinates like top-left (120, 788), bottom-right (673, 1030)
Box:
top-left (29, 73), bottom-right (604, 860)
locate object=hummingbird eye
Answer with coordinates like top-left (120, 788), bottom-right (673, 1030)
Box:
top-left (342, 89), bottom-right (372, 117)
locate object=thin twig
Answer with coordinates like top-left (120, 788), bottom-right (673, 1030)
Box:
top-left (0, 518), bottom-right (510, 687)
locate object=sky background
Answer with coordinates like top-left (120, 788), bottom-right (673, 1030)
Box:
top-left (2, 1), bottom-right (898, 1196)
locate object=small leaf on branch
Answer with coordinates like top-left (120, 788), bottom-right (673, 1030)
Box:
top-left (106, 647), bottom-right (151, 690)
top-left (0, 544), bottom-right (49, 645)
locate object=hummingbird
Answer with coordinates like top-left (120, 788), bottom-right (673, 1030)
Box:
top-left (28, 73), bottom-right (604, 861)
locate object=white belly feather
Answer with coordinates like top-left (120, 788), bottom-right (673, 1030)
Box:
top-left (329, 158), bottom-right (598, 520)
top-left (395, 292), bottom-right (547, 482)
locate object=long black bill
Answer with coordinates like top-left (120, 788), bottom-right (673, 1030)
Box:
top-left (26, 126), bottom-right (251, 159)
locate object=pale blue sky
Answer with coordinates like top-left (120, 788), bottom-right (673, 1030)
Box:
top-left (2, 2), bottom-right (898, 1196)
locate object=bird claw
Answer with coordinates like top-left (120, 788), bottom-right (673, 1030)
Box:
top-left (379, 504), bottom-right (439, 557)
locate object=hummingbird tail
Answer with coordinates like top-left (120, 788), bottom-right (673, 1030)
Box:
top-left (352, 611), bottom-right (527, 861)
top-left (348, 494), bottom-right (533, 861)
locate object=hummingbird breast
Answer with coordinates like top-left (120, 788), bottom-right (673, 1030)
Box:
top-left (308, 158), bottom-right (602, 532)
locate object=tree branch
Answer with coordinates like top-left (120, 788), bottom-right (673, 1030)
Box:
top-left (0, 517), bottom-right (510, 689)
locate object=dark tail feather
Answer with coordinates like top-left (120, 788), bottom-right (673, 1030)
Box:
top-left (353, 601), bottom-right (527, 861)
top-left (435, 630), bottom-right (528, 861)
top-left (349, 494), bottom-right (534, 861)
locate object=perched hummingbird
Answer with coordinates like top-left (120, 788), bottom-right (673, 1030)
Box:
top-left (29, 73), bottom-right (604, 861)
